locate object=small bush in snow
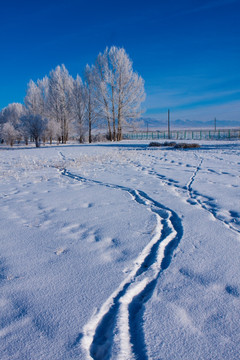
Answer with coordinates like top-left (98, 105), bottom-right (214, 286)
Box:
top-left (174, 143), bottom-right (200, 149)
top-left (149, 142), bottom-right (163, 147)
top-left (163, 141), bottom-right (177, 147)
top-left (149, 141), bottom-right (177, 147)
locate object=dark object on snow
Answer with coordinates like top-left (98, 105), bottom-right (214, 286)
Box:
top-left (174, 143), bottom-right (200, 149)
top-left (163, 141), bottom-right (177, 147)
top-left (149, 142), bottom-right (164, 147)
top-left (149, 141), bottom-right (177, 147)
top-left (149, 141), bottom-right (200, 149)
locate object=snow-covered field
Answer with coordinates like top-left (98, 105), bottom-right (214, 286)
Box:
top-left (0, 140), bottom-right (239, 360)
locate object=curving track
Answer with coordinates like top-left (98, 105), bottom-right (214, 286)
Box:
top-left (60, 168), bottom-right (183, 360)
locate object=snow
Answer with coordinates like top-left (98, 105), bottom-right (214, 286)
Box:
top-left (0, 140), bottom-right (239, 360)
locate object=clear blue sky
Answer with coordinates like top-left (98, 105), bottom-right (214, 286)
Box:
top-left (1, 0), bottom-right (239, 123)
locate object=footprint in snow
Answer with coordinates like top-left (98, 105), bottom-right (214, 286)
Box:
top-left (225, 285), bottom-right (240, 298)
top-left (80, 202), bottom-right (94, 208)
top-left (54, 247), bottom-right (68, 255)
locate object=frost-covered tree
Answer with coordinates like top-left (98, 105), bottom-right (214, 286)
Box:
top-left (113, 47), bottom-right (145, 140)
top-left (1, 48), bottom-right (145, 146)
top-left (84, 65), bottom-right (99, 143)
top-left (36, 76), bottom-right (49, 117)
top-left (1, 122), bottom-right (20, 146)
top-left (47, 65), bottom-right (73, 144)
top-left (24, 76), bottom-right (63, 144)
top-left (0, 103), bottom-right (25, 144)
top-left (24, 77), bottom-right (48, 118)
top-left (94, 52), bottom-right (113, 140)
top-left (24, 78), bottom-right (50, 144)
top-left (71, 75), bottom-right (87, 143)
top-left (0, 103), bottom-right (25, 127)
top-left (24, 80), bottom-right (41, 116)
top-left (94, 46), bottom-right (145, 140)
top-left (45, 118), bottom-right (61, 145)
top-left (21, 114), bottom-right (47, 147)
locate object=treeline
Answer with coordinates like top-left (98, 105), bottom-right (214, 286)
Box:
top-left (0, 46), bottom-right (145, 147)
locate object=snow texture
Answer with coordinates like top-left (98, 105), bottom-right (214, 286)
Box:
top-left (0, 140), bottom-right (239, 359)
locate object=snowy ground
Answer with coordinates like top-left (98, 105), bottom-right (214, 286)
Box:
top-left (0, 140), bottom-right (239, 360)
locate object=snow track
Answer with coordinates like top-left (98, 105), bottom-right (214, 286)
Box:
top-left (60, 168), bottom-right (183, 360)
top-left (186, 157), bottom-right (203, 197)
top-left (126, 153), bottom-right (240, 237)
top-left (185, 156), bottom-right (240, 236)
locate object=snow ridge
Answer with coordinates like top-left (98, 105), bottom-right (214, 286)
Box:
top-left (60, 169), bottom-right (183, 360)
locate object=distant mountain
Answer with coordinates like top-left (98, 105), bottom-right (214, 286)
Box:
top-left (139, 117), bottom-right (240, 130)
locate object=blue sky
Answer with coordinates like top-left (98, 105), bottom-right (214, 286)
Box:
top-left (0, 0), bottom-right (239, 123)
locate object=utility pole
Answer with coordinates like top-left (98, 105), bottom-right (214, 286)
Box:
top-left (168, 109), bottom-right (170, 139)
top-left (214, 117), bottom-right (216, 132)
top-left (147, 121), bottom-right (149, 138)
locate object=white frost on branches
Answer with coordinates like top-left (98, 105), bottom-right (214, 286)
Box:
top-left (0, 46), bottom-right (145, 145)
top-left (94, 46), bottom-right (145, 140)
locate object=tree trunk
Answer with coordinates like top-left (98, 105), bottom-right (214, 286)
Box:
top-left (117, 125), bottom-right (122, 141)
top-left (62, 116), bottom-right (68, 144)
top-left (111, 85), bottom-right (116, 141)
top-left (107, 117), bottom-right (112, 141)
top-left (35, 137), bottom-right (40, 147)
top-left (89, 119), bottom-right (92, 143)
top-left (117, 100), bottom-right (122, 141)
top-left (79, 135), bottom-right (84, 143)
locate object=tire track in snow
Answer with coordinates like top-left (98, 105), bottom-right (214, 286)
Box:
top-left (60, 168), bottom-right (183, 360)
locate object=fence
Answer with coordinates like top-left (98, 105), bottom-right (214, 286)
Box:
top-left (123, 128), bottom-right (240, 141)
